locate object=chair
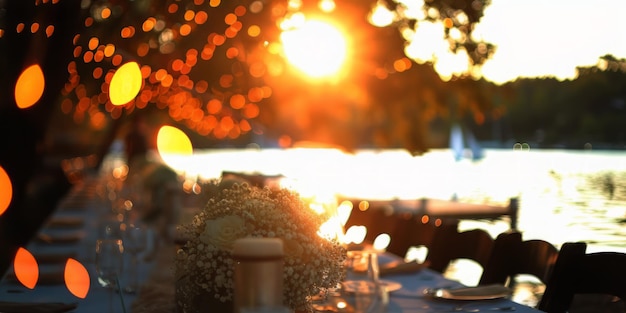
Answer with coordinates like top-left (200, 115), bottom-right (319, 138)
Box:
top-left (343, 199), bottom-right (459, 259)
top-left (538, 242), bottom-right (626, 313)
top-left (479, 231), bottom-right (558, 287)
top-left (343, 201), bottom-right (396, 244)
top-left (425, 227), bottom-right (494, 274)
top-left (384, 214), bottom-right (458, 259)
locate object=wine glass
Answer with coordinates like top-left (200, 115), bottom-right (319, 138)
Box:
top-left (95, 239), bottom-right (124, 313)
top-left (123, 223), bottom-right (148, 293)
top-left (342, 250), bottom-right (387, 313)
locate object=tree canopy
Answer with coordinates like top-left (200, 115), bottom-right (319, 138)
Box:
top-left (495, 55), bottom-right (626, 149)
top-left (2, 0), bottom-right (500, 157)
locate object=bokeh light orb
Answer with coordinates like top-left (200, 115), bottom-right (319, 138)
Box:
top-left (14, 64), bottom-right (45, 109)
top-left (156, 125), bottom-right (194, 173)
top-left (0, 165), bottom-right (12, 216)
top-left (157, 125), bottom-right (193, 156)
top-left (64, 258), bottom-right (90, 298)
top-left (14, 247), bottom-right (38, 289)
top-left (109, 61), bottom-right (143, 105)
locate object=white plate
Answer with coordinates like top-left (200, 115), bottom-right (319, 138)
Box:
top-left (342, 279), bottom-right (402, 294)
top-left (424, 284), bottom-right (511, 301)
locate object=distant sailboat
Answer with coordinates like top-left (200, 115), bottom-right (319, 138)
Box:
top-left (450, 124), bottom-right (484, 161)
top-left (450, 124), bottom-right (465, 161)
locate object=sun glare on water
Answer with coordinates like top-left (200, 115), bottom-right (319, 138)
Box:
top-left (280, 19), bottom-right (348, 78)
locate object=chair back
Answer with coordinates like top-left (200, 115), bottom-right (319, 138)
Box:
top-left (425, 227), bottom-right (494, 273)
top-left (385, 215), bottom-right (458, 259)
top-left (344, 200), bottom-right (460, 259)
top-left (538, 242), bottom-right (626, 313)
top-left (344, 202), bottom-right (396, 244)
top-left (480, 231), bottom-right (558, 286)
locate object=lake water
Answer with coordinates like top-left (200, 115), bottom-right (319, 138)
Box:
top-left (168, 147), bottom-right (626, 251)
top-left (162, 147), bottom-right (626, 305)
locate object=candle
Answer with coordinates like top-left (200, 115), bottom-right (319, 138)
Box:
top-left (233, 237), bottom-right (286, 313)
top-left (233, 237), bottom-right (283, 258)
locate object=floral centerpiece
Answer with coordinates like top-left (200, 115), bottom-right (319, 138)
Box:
top-left (175, 181), bottom-right (346, 313)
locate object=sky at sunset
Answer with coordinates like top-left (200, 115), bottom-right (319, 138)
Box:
top-left (475, 0), bottom-right (626, 84)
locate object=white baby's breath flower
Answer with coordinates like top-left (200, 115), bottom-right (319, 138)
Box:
top-left (175, 182), bottom-right (346, 313)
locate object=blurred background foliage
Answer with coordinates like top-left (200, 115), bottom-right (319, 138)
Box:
top-left (4, 0), bottom-right (625, 161)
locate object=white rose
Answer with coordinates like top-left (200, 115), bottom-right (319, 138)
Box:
top-left (283, 238), bottom-right (304, 259)
top-left (199, 215), bottom-right (246, 250)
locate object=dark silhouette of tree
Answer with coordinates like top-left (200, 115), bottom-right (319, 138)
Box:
top-left (500, 55), bottom-right (626, 149)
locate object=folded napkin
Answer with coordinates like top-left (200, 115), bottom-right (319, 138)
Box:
top-left (428, 284), bottom-right (512, 300)
top-left (0, 301), bottom-right (77, 313)
top-left (379, 260), bottom-right (429, 276)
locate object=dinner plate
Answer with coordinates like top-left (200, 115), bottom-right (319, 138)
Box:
top-left (423, 284), bottom-right (511, 301)
top-left (342, 279), bottom-right (402, 294)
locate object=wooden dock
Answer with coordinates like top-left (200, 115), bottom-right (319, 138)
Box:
top-left (340, 197), bottom-right (519, 230)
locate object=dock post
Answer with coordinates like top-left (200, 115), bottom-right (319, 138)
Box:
top-left (509, 197), bottom-right (519, 230)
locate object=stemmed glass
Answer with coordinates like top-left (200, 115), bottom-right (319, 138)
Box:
top-left (123, 223), bottom-right (148, 294)
top-left (96, 239), bottom-right (125, 313)
top-left (342, 250), bottom-right (388, 313)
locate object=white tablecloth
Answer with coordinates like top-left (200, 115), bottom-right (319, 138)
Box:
top-left (377, 253), bottom-right (543, 313)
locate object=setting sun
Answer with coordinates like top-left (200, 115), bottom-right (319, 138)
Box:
top-left (280, 19), bottom-right (347, 78)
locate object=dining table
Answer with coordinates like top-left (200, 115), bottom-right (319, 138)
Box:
top-left (0, 174), bottom-right (544, 313)
top-left (0, 174), bottom-right (161, 312)
top-left (360, 254), bottom-right (543, 313)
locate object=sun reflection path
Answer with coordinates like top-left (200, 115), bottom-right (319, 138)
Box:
top-left (182, 148), bottom-right (495, 201)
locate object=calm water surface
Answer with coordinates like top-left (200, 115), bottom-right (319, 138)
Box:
top-left (166, 147), bottom-right (626, 306)
top-left (173, 148), bottom-right (626, 251)
top-left (459, 149), bottom-right (626, 252)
